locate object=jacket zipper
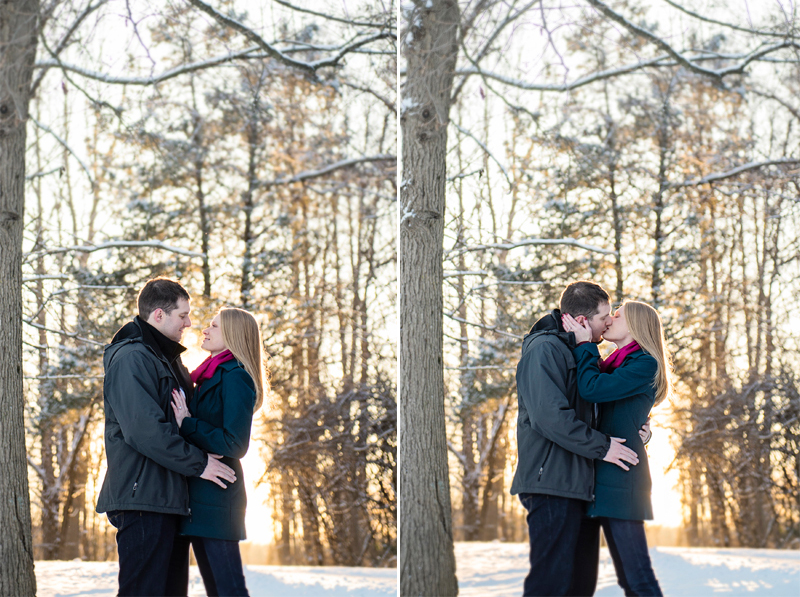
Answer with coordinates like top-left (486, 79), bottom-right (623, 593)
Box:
top-left (131, 460), bottom-right (146, 497)
top-left (538, 443), bottom-right (554, 481)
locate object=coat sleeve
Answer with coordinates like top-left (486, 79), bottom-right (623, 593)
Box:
top-left (180, 368), bottom-right (256, 459)
top-left (517, 340), bottom-right (609, 460)
top-left (573, 343), bottom-right (658, 403)
top-left (105, 348), bottom-right (208, 477)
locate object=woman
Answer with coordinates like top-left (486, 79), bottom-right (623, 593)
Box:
top-left (562, 300), bottom-right (672, 597)
top-left (171, 307), bottom-right (267, 597)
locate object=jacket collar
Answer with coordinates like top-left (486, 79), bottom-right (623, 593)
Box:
top-left (196, 358), bottom-right (243, 394)
top-left (522, 309), bottom-right (577, 354)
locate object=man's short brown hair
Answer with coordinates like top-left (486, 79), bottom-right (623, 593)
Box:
top-left (137, 278), bottom-right (189, 320)
top-left (560, 281), bottom-right (610, 319)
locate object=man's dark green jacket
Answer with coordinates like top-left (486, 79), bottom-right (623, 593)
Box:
top-left (574, 342), bottom-right (657, 520)
top-left (179, 359), bottom-right (256, 541)
top-left (96, 318), bottom-right (208, 515)
top-left (511, 310), bottom-right (610, 501)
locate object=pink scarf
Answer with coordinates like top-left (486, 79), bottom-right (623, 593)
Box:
top-left (599, 341), bottom-right (640, 373)
top-left (191, 350), bottom-right (235, 385)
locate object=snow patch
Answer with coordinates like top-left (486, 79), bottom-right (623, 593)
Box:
top-left (34, 561), bottom-right (397, 597)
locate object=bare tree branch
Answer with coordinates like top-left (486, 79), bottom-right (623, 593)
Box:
top-left (449, 237), bottom-right (617, 257)
top-left (31, 0), bottom-right (110, 95)
top-left (660, 0), bottom-right (788, 38)
top-left (341, 80), bottom-right (396, 113)
top-left (23, 320), bottom-right (105, 347)
top-left (259, 154), bottom-right (395, 188)
top-left (671, 159), bottom-right (800, 187)
top-left (29, 117), bottom-right (95, 188)
top-left (35, 45), bottom-right (262, 85)
top-left (25, 240), bottom-right (205, 261)
top-left (271, 0), bottom-right (387, 28)
top-left (452, 122), bottom-right (513, 189)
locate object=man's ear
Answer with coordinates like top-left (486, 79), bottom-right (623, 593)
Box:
top-left (575, 315), bottom-right (587, 325)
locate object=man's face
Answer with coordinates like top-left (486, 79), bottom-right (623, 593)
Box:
top-left (148, 297), bottom-right (192, 342)
top-left (576, 301), bottom-right (612, 343)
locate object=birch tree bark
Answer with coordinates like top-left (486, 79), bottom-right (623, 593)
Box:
top-left (0, 0), bottom-right (39, 594)
top-left (399, 1), bottom-right (460, 594)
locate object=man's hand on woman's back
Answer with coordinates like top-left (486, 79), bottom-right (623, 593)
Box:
top-left (603, 437), bottom-right (639, 471)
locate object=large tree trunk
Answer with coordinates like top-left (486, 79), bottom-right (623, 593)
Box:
top-left (399, 1), bottom-right (460, 595)
top-left (0, 0), bottom-right (39, 593)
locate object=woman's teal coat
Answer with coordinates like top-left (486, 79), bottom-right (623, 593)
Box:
top-left (573, 342), bottom-right (657, 521)
top-left (178, 359), bottom-right (255, 541)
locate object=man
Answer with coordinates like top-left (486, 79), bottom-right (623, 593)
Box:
top-left (96, 278), bottom-right (237, 596)
top-left (511, 281), bottom-right (640, 596)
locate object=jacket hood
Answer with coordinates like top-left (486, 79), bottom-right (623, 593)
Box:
top-left (521, 309), bottom-right (576, 355)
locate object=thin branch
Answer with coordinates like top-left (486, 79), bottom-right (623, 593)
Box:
top-left (25, 240), bottom-right (205, 261)
top-left (30, 117), bottom-right (95, 188)
top-left (35, 45), bottom-right (263, 85)
top-left (25, 166), bottom-right (63, 181)
top-left (671, 159), bottom-right (800, 187)
top-left (187, 0), bottom-right (317, 75)
top-left (259, 154), bottom-right (395, 188)
top-left (445, 314), bottom-right (523, 339)
top-left (584, 0), bottom-right (725, 81)
top-left (660, 0), bottom-right (788, 38)
top-left (31, 0), bottom-right (110, 94)
top-left (452, 121), bottom-right (513, 189)
top-left (23, 321), bottom-right (105, 347)
top-left (450, 237), bottom-right (616, 257)
top-left (341, 80), bottom-right (396, 113)
top-left (272, 0), bottom-right (387, 28)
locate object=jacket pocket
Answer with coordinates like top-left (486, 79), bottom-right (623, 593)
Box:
top-left (537, 443), bottom-right (554, 481)
top-left (131, 459), bottom-right (146, 497)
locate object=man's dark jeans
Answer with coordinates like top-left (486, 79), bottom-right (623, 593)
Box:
top-left (180, 535), bottom-right (249, 596)
top-left (107, 510), bottom-right (189, 596)
top-left (601, 518), bottom-right (663, 597)
top-left (519, 493), bottom-right (599, 596)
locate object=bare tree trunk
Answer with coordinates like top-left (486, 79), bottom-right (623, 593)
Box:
top-left (0, 0), bottom-right (39, 593)
top-left (399, 1), bottom-right (460, 594)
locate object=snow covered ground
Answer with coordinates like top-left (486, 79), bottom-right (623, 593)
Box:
top-left (34, 543), bottom-right (800, 596)
top-left (35, 561), bottom-right (397, 597)
top-left (456, 542), bottom-right (800, 596)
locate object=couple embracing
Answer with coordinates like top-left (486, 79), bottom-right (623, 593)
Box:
top-left (513, 281), bottom-right (674, 596)
top-left (96, 278), bottom-right (267, 596)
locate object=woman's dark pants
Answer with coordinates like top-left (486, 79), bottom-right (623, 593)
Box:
top-left (600, 517), bottom-right (663, 597)
top-left (182, 535), bottom-right (250, 596)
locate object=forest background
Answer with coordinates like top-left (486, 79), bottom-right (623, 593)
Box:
top-left (399, 0), bottom-right (799, 593)
top-left (5, 0), bottom-right (396, 576)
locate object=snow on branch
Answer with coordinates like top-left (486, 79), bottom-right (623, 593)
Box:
top-left (445, 314), bottom-right (523, 340)
top-left (35, 45), bottom-right (262, 85)
top-left (584, 0), bottom-right (799, 81)
top-left (450, 237), bottom-right (616, 257)
top-left (259, 155), bottom-right (395, 187)
top-left (671, 159), bottom-right (800, 187)
top-left (25, 240), bottom-right (204, 261)
top-left (23, 320), bottom-right (105, 347)
top-left (187, 0), bottom-right (392, 75)
top-left (188, 0), bottom-right (318, 74)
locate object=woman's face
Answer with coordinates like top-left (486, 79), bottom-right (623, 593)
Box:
top-left (201, 314), bottom-right (227, 355)
top-left (603, 305), bottom-right (630, 343)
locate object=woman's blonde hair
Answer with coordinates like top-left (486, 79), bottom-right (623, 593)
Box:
top-left (623, 300), bottom-right (674, 406)
top-left (218, 307), bottom-right (269, 412)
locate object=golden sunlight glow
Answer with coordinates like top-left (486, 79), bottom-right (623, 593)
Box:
top-left (646, 408), bottom-right (682, 528)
